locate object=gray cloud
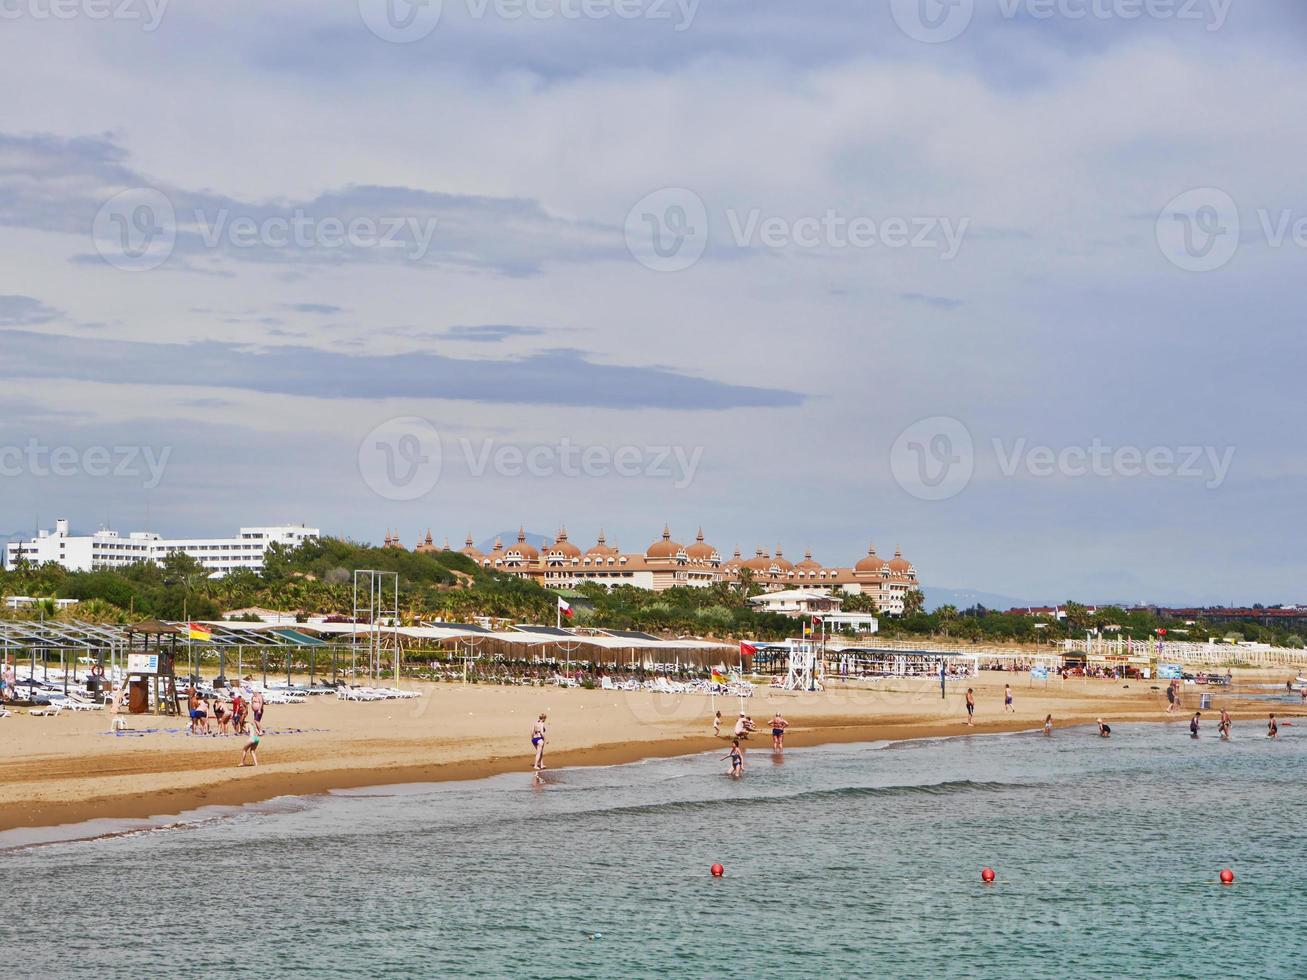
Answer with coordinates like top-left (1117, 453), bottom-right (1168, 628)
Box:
top-left (0, 330), bottom-right (802, 410)
top-left (0, 295), bottom-right (62, 327)
top-left (900, 292), bottom-right (964, 311)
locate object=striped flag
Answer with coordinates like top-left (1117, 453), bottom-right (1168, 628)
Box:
top-left (188, 622), bottom-right (213, 642)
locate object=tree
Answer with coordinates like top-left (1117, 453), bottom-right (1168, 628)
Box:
top-left (901, 589), bottom-right (925, 617)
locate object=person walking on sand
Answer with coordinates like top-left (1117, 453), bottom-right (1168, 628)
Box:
top-left (1165, 681), bottom-right (1178, 713)
top-left (769, 712), bottom-right (789, 751)
top-left (237, 717), bottom-right (260, 767)
top-left (1043, 714), bottom-right (1053, 736)
top-left (722, 738), bottom-right (744, 778)
top-left (713, 710), bottom-right (721, 738)
top-left (1004, 684), bottom-right (1014, 713)
top-left (531, 713), bottom-right (548, 771)
top-left (965, 688), bottom-right (975, 727)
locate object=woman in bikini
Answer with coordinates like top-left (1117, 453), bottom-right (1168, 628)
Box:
top-left (723, 738), bottom-right (744, 778)
top-left (238, 716), bottom-right (261, 767)
top-left (531, 713), bottom-right (548, 771)
top-left (769, 712), bottom-right (789, 751)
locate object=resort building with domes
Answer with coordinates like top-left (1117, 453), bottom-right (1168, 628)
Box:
top-left (403, 524), bottom-right (921, 615)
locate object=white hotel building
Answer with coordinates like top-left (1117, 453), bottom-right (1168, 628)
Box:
top-left (4, 519), bottom-right (319, 576)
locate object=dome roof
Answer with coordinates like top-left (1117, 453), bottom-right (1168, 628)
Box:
top-left (855, 543), bottom-right (886, 574)
top-left (887, 547), bottom-right (912, 573)
top-left (460, 532), bottom-right (483, 560)
top-left (770, 545), bottom-right (794, 573)
top-left (742, 547), bottom-right (772, 571)
top-left (548, 527), bottom-right (582, 559)
top-left (646, 524), bottom-right (685, 559)
top-left (506, 526), bottom-right (539, 561)
top-left (722, 546), bottom-right (744, 571)
top-left (685, 526), bottom-right (717, 562)
top-left (586, 529), bottom-right (620, 559)
top-left (486, 535), bottom-right (506, 562)
top-left (795, 549), bottom-right (822, 572)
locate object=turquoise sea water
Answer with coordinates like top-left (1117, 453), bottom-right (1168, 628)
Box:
top-left (3, 722), bottom-right (1305, 978)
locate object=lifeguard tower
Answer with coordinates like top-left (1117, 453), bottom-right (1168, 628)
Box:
top-left (122, 620), bottom-right (182, 716)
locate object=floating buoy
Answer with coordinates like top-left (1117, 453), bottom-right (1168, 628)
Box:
top-left (710, 864), bottom-right (725, 877)
top-left (1220, 869), bottom-right (1235, 885)
top-left (981, 867), bottom-right (996, 883)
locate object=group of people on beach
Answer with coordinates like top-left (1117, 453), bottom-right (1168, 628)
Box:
top-left (185, 687), bottom-right (264, 766)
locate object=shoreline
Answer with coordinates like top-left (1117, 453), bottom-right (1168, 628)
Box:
top-left (3, 676), bottom-right (1302, 839)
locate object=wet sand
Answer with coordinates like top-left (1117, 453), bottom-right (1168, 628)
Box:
top-left (1, 671), bottom-right (1301, 834)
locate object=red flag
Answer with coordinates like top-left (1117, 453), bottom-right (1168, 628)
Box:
top-left (739, 641), bottom-right (757, 658)
top-left (557, 597), bottom-right (573, 618)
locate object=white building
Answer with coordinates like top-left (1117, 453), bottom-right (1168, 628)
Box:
top-left (748, 588), bottom-right (878, 634)
top-left (4, 519), bottom-right (318, 576)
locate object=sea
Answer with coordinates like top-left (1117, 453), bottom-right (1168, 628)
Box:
top-left (2, 721), bottom-right (1305, 979)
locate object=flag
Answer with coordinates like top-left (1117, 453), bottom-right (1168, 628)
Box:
top-left (711, 666), bottom-right (728, 685)
top-left (739, 641), bottom-right (757, 658)
top-left (811, 614), bottom-right (823, 627)
top-left (557, 597), bottom-right (573, 619)
top-left (188, 622), bottom-right (213, 642)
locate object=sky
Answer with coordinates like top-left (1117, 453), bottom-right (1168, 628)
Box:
top-left (1, 0), bottom-right (1304, 604)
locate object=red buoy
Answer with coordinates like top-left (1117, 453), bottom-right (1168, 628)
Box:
top-left (1220, 869), bottom-right (1234, 885)
top-left (710, 864), bottom-right (725, 878)
top-left (981, 867), bottom-right (996, 883)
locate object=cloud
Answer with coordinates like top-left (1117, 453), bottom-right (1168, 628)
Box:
top-left (899, 292), bottom-right (965, 311)
top-left (0, 295), bottom-right (62, 327)
top-left (379, 324), bottom-right (549, 344)
top-left (282, 303), bottom-right (347, 315)
top-left (0, 330), bottom-right (803, 410)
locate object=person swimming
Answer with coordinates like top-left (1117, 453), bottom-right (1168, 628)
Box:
top-left (1097, 718), bottom-right (1111, 738)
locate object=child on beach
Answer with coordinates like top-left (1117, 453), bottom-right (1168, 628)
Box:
top-left (965, 688), bottom-right (975, 727)
top-left (532, 713), bottom-right (548, 771)
top-left (1043, 714), bottom-right (1053, 736)
top-left (713, 710), bottom-right (721, 737)
top-left (1004, 685), bottom-right (1014, 713)
top-left (237, 717), bottom-right (260, 767)
top-left (723, 738), bottom-right (743, 778)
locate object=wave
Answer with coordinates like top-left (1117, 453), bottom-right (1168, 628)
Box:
top-left (541, 778), bottom-right (1033, 822)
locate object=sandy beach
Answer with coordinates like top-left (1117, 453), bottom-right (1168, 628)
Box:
top-left (2, 671), bottom-right (1302, 835)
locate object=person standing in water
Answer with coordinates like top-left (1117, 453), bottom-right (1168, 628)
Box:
top-left (1190, 711), bottom-right (1202, 738)
top-left (965, 688), bottom-right (975, 727)
top-left (769, 712), bottom-right (789, 751)
top-left (722, 738), bottom-right (744, 778)
top-left (531, 713), bottom-right (548, 771)
top-left (1218, 707), bottom-right (1232, 740)
top-left (1043, 714), bottom-right (1053, 736)
top-left (1003, 684), bottom-right (1014, 713)
top-left (1097, 718), bottom-right (1112, 738)
top-left (1268, 713), bottom-right (1279, 739)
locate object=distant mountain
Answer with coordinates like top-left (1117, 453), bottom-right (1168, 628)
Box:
top-left (921, 586), bottom-right (1047, 613)
top-left (476, 530), bottom-right (551, 553)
